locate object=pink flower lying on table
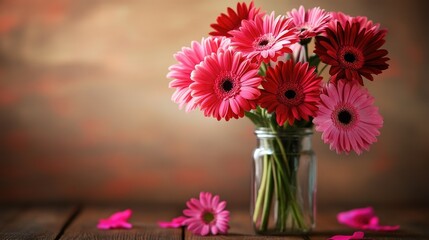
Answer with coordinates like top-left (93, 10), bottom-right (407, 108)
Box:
top-left (97, 209), bottom-right (133, 230)
top-left (183, 192), bottom-right (230, 236)
top-left (329, 231), bottom-right (365, 240)
top-left (337, 207), bottom-right (400, 231)
top-left (158, 192), bottom-right (230, 236)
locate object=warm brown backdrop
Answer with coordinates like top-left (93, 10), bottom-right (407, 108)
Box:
top-left (0, 0), bottom-right (428, 208)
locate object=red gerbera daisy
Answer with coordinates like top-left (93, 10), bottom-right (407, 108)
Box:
top-left (313, 80), bottom-right (383, 155)
top-left (230, 12), bottom-right (299, 63)
top-left (190, 49), bottom-right (262, 121)
top-left (259, 60), bottom-right (322, 126)
top-left (209, 1), bottom-right (264, 38)
top-left (167, 37), bottom-right (230, 111)
top-left (314, 21), bottom-right (389, 85)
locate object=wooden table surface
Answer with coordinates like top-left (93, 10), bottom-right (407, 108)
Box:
top-left (0, 205), bottom-right (428, 239)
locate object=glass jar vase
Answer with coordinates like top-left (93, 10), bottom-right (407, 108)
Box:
top-left (251, 127), bottom-right (317, 235)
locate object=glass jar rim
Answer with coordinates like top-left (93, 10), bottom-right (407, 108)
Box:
top-left (254, 127), bottom-right (313, 137)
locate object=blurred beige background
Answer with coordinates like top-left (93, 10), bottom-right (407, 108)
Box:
top-left (0, 0), bottom-right (428, 208)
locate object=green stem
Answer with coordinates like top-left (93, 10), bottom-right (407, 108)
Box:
top-left (319, 63), bottom-right (328, 75)
top-left (253, 155), bottom-right (269, 222)
top-left (272, 157), bottom-right (287, 231)
top-left (260, 158), bottom-right (273, 231)
top-left (269, 123), bottom-right (291, 177)
top-left (268, 126), bottom-right (307, 230)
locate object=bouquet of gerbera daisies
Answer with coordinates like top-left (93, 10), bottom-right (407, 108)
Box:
top-left (167, 1), bottom-right (388, 235)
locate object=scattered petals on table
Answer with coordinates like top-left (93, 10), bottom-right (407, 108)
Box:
top-left (337, 207), bottom-right (400, 231)
top-left (329, 231), bottom-right (365, 240)
top-left (97, 209), bottom-right (133, 230)
top-left (158, 216), bottom-right (187, 228)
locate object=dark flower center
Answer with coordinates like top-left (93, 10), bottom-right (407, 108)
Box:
top-left (258, 39), bottom-right (269, 46)
top-left (222, 79), bottom-right (234, 92)
top-left (202, 211), bottom-right (215, 224)
top-left (278, 84), bottom-right (304, 106)
top-left (284, 90), bottom-right (296, 99)
top-left (344, 52), bottom-right (356, 63)
top-left (338, 110), bottom-right (352, 124)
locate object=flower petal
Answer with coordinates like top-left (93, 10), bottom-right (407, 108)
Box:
top-left (158, 216), bottom-right (187, 228)
top-left (329, 231), bottom-right (365, 240)
top-left (337, 207), bottom-right (400, 231)
top-left (97, 209), bottom-right (133, 230)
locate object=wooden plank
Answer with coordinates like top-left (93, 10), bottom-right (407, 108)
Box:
top-left (0, 205), bottom-right (426, 240)
top-left (304, 207), bottom-right (429, 240)
top-left (364, 206), bottom-right (429, 240)
top-left (0, 205), bottom-right (78, 240)
top-left (60, 206), bottom-right (182, 240)
top-left (0, 207), bottom-right (23, 226)
top-left (308, 206), bottom-right (354, 238)
top-left (375, 206), bottom-right (429, 238)
top-left (185, 208), bottom-right (304, 239)
top-left (186, 206), bottom-right (429, 240)
top-left (310, 233), bottom-right (429, 240)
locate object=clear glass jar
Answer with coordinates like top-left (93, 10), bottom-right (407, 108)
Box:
top-left (251, 127), bottom-right (317, 235)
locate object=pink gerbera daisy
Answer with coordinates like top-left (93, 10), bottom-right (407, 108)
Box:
top-left (190, 49), bottom-right (262, 121)
top-left (286, 6), bottom-right (331, 43)
top-left (230, 12), bottom-right (299, 63)
top-left (168, 37), bottom-right (230, 111)
top-left (330, 12), bottom-right (383, 33)
top-left (210, 1), bottom-right (264, 38)
top-left (259, 60), bottom-right (322, 126)
top-left (183, 192), bottom-right (230, 236)
top-left (314, 21), bottom-right (389, 85)
top-left (313, 80), bottom-right (383, 155)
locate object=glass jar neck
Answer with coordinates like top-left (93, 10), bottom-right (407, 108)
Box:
top-left (254, 127), bottom-right (313, 152)
top-left (254, 127), bottom-right (313, 137)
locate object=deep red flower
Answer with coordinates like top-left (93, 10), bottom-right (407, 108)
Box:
top-left (259, 60), bottom-right (322, 126)
top-left (209, 1), bottom-right (264, 38)
top-left (314, 21), bottom-right (389, 85)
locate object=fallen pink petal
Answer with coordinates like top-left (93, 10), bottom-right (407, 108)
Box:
top-left (158, 216), bottom-right (187, 228)
top-left (329, 231), bottom-right (365, 240)
top-left (97, 209), bottom-right (133, 230)
top-left (337, 207), bottom-right (400, 231)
